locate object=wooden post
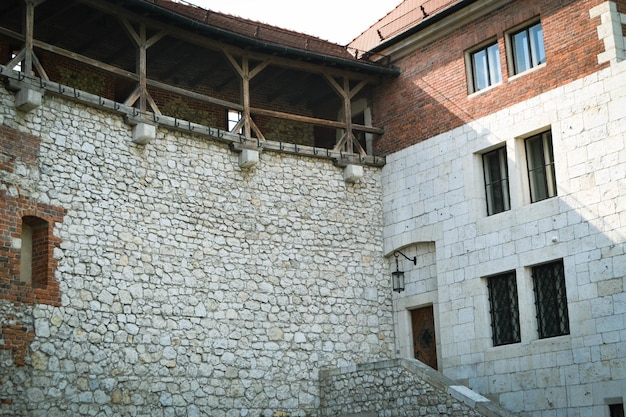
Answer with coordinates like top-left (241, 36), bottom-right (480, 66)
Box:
top-left (343, 77), bottom-right (353, 154)
top-left (242, 57), bottom-right (252, 139)
top-left (23, 0), bottom-right (36, 75)
top-left (324, 75), bottom-right (368, 156)
top-left (224, 51), bottom-right (270, 140)
top-left (138, 24), bottom-right (147, 112)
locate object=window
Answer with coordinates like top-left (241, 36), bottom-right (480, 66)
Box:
top-left (483, 147), bottom-right (510, 215)
top-left (10, 49), bottom-right (22, 72)
top-left (20, 216), bottom-right (49, 287)
top-left (532, 260), bottom-right (569, 339)
top-left (227, 109), bottom-right (242, 134)
top-left (525, 130), bottom-right (556, 203)
top-left (487, 271), bottom-right (521, 346)
top-left (470, 42), bottom-right (502, 92)
top-left (511, 22), bottom-right (545, 74)
top-left (610, 403), bottom-right (625, 417)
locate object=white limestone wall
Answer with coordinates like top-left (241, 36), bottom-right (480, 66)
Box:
top-left (0, 86), bottom-right (393, 417)
top-left (382, 60), bottom-right (626, 416)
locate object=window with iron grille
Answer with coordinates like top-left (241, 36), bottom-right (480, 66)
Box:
top-left (532, 260), bottom-right (569, 339)
top-left (487, 271), bottom-right (520, 346)
top-left (483, 147), bottom-right (510, 215)
top-left (525, 130), bottom-right (557, 203)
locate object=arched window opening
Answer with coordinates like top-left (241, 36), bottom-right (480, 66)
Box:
top-left (20, 216), bottom-right (49, 288)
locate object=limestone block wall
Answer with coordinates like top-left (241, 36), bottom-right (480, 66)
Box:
top-left (0, 84), bottom-right (393, 417)
top-left (382, 57), bottom-right (626, 415)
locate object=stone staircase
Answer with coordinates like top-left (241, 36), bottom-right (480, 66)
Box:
top-left (319, 358), bottom-right (517, 417)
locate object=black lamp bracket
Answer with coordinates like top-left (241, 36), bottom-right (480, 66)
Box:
top-left (394, 250), bottom-right (417, 265)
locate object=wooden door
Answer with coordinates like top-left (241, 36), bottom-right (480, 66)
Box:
top-left (411, 306), bottom-right (438, 370)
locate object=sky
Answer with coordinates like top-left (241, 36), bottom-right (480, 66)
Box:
top-left (184, 0), bottom-right (402, 45)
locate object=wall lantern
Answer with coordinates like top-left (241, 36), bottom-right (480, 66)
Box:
top-left (392, 250), bottom-right (417, 293)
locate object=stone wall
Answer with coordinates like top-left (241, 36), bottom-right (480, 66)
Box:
top-left (0, 84), bottom-right (393, 417)
top-left (382, 43), bottom-right (626, 416)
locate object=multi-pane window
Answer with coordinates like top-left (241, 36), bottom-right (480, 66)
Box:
top-left (487, 271), bottom-right (521, 346)
top-left (471, 42), bottom-right (502, 92)
top-left (525, 130), bottom-right (556, 203)
top-left (511, 22), bottom-right (546, 74)
top-left (483, 147), bottom-right (510, 215)
top-left (532, 260), bottom-right (569, 339)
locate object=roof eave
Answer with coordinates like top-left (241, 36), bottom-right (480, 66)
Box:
top-left (126, 0), bottom-right (400, 76)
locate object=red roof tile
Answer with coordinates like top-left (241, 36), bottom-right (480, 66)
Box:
top-left (348, 0), bottom-right (463, 53)
top-left (146, 0), bottom-right (357, 60)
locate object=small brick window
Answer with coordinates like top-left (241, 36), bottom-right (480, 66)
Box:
top-left (487, 271), bottom-right (521, 346)
top-left (469, 41), bottom-right (502, 92)
top-left (511, 21), bottom-right (546, 74)
top-left (20, 216), bottom-right (49, 288)
top-left (227, 109), bottom-right (242, 134)
top-left (532, 260), bottom-right (570, 339)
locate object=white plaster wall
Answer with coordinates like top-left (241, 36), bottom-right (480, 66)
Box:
top-left (382, 60), bottom-right (626, 416)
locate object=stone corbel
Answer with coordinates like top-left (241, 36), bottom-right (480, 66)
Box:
top-left (334, 158), bottom-right (365, 183)
top-left (125, 116), bottom-right (157, 145)
top-left (5, 79), bottom-right (44, 112)
top-left (230, 142), bottom-right (261, 169)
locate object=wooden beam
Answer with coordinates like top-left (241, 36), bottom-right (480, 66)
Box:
top-left (250, 107), bottom-right (383, 134)
top-left (75, 0), bottom-right (380, 83)
top-left (147, 78), bottom-right (242, 111)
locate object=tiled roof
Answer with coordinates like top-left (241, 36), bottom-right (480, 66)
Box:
top-left (348, 0), bottom-right (463, 53)
top-left (144, 0), bottom-right (357, 61)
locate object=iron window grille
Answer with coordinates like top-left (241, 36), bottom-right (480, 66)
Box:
top-left (483, 147), bottom-right (510, 215)
top-left (525, 130), bottom-right (557, 203)
top-left (532, 260), bottom-right (570, 339)
top-left (471, 42), bottom-right (502, 92)
top-left (487, 271), bottom-right (521, 346)
top-left (512, 22), bottom-right (546, 74)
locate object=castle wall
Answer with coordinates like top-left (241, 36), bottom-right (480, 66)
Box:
top-left (0, 83), bottom-right (393, 416)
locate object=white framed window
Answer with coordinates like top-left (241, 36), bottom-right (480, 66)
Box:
top-left (468, 41), bottom-right (502, 93)
top-left (482, 146), bottom-right (510, 215)
top-left (509, 21), bottom-right (545, 75)
top-left (525, 130), bottom-right (556, 203)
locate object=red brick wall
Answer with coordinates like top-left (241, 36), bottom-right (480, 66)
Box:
top-left (0, 125), bottom-right (66, 365)
top-left (373, 0), bottom-right (608, 156)
top-left (0, 190), bottom-right (65, 307)
top-left (0, 126), bottom-right (65, 305)
top-left (0, 321), bottom-right (34, 366)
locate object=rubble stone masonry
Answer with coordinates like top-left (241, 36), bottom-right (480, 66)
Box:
top-left (0, 84), bottom-right (392, 416)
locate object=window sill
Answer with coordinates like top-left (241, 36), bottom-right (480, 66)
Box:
top-left (508, 62), bottom-right (547, 82)
top-left (468, 82), bottom-right (503, 98)
top-left (484, 334), bottom-right (571, 361)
